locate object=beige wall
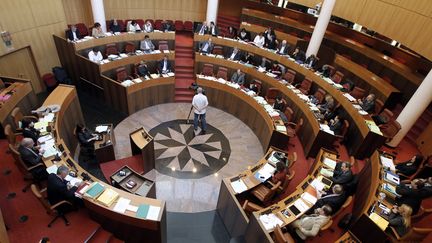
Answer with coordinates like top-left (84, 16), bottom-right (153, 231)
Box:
top-left (0, 0), bottom-right (68, 92)
top-left (62, 0), bottom-right (94, 26)
top-left (289, 0), bottom-right (432, 61)
top-left (104, 0), bottom-right (207, 22)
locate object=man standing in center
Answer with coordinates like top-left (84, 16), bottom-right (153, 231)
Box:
top-left (192, 87), bottom-right (208, 135)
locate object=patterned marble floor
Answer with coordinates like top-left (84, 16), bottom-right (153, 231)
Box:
top-left (113, 103), bottom-right (264, 213)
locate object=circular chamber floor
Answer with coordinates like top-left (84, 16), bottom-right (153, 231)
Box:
top-left (113, 103), bottom-right (263, 213)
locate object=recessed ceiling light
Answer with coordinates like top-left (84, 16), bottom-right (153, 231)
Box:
top-left (192, 167), bottom-right (197, 173)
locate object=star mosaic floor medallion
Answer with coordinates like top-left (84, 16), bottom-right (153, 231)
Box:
top-left (149, 119), bottom-right (231, 179)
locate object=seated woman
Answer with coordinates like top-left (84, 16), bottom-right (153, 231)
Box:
top-left (396, 154), bottom-right (424, 177)
top-left (91, 22), bottom-right (106, 38)
top-left (21, 118), bottom-right (40, 144)
top-left (253, 32), bottom-right (265, 48)
top-left (143, 20), bottom-right (154, 33)
top-left (387, 204), bottom-right (412, 237)
top-left (290, 205), bottom-right (332, 241)
top-left (237, 28), bottom-right (251, 42)
top-left (272, 161), bottom-right (288, 185)
top-left (273, 96), bottom-right (288, 123)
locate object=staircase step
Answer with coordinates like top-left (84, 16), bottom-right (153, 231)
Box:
top-left (175, 96), bottom-right (194, 102)
top-left (85, 226), bottom-right (112, 243)
top-left (176, 53), bottom-right (194, 58)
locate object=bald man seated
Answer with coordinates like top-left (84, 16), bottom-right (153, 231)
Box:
top-left (18, 138), bottom-right (48, 180)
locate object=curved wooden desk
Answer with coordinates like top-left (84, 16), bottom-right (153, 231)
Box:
top-left (195, 51), bottom-right (383, 159)
top-left (239, 23), bottom-right (400, 106)
top-left (41, 85), bottom-right (166, 243)
top-left (195, 55), bottom-right (334, 158)
top-left (196, 78), bottom-right (279, 151)
top-left (241, 8), bottom-right (423, 102)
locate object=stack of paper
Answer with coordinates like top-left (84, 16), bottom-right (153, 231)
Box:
top-left (121, 80), bottom-right (134, 87)
top-left (95, 125), bottom-right (108, 133)
top-left (150, 73), bottom-right (160, 79)
top-left (65, 175), bottom-right (83, 186)
top-left (276, 125), bottom-right (287, 132)
top-left (147, 206), bottom-right (161, 220)
top-left (42, 146), bottom-right (60, 158)
top-left (369, 213), bottom-right (389, 230)
top-left (96, 188), bottom-right (119, 207)
top-left (133, 78), bottom-right (143, 83)
top-left (85, 182), bottom-right (105, 199)
top-left (255, 163), bottom-right (276, 182)
top-left (259, 213), bottom-right (283, 231)
top-left (46, 164), bottom-right (58, 174)
top-left (380, 155), bottom-right (395, 171)
top-left (343, 93), bottom-right (356, 102)
top-left (34, 121), bottom-right (49, 131)
top-left (301, 192), bottom-right (317, 205)
top-left (320, 168), bottom-right (334, 178)
top-left (310, 178), bottom-right (325, 191)
top-left (42, 113), bottom-right (55, 122)
top-left (230, 179), bottom-right (248, 194)
top-left (38, 134), bottom-right (53, 144)
top-left (293, 199), bottom-right (309, 213)
top-left (323, 157), bottom-right (337, 169)
top-left (385, 171), bottom-right (400, 185)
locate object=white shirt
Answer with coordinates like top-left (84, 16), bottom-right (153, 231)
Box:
top-left (88, 51), bottom-right (103, 62)
top-left (202, 42), bottom-right (209, 52)
top-left (192, 93), bottom-right (208, 114)
top-left (279, 45), bottom-right (286, 54)
top-left (229, 51), bottom-right (237, 60)
top-left (72, 31), bottom-right (78, 40)
top-left (253, 35), bottom-right (265, 47)
top-left (162, 61), bottom-right (168, 72)
top-left (144, 24), bottom-right (153, 32)
top-left (127, 22), bottom-right (141, 32)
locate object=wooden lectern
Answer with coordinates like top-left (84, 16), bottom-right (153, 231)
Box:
top-left (129, 127), bottom-right (155, 174)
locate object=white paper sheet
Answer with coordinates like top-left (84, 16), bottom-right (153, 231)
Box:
top-left (230, 179), bottom-right (248, 194)
top-left (146, 206), bottom-right (161, 220)
top-left (95, 125), bottom-right (108, 133)
top-left (113, 197), bottom-right (131, 213)
top-left (46, 164), bottom-right (58, 174)
top-left (301, 192), bottom-right (317, 205)
top-left (380, 155), bottom-right (395, 171)
top-left (126, 205), bottom-right (138, 212)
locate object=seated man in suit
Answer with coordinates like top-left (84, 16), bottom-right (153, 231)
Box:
top-left (143, 20), bottom-right (154, 33)
top-left (277, 40), bottom-right (290, 55)
top-left (305, 54), bottom-right (319, 70)
top-left (18, 138), bottom-right (48, 180)
top-left (195, 21), bottom-right (208, 35)
top-left (140, 35), bottom-right (155, 53)
top-left (291, 205), bottom-right (332, 241)
top-left (226, 47), bottom-right (241, 61)
top-left (66, 25), bottom-right (80, 41)
top-left (47, 165), bottom-right (83, 212)
top-left (231, 69), bottom-right (245, 85)
top-left (158, 55), bottom-right (171, 74)
top-left (241, 52), bottom-right (254, 65)
top-left (137, 61), bottom-right (151, 78)
top-left (199, 38), bottom-right (214, 54)
top-left (209, 21), bottom-right (219, 36)
top-left (88, 48), bottom-right (103, 63)
top-left (292, 47), bottom-right (306, 63)
top-left (314, 184), bottom-right (347, 214)
top-left (328, 115), bottom-right (343, 135)
top-left (21, 118), bottom-right (40, 144)
top-left (332, 161), bottom-right (354, 185)
top-left (396, 179), bottom-right (431, 215)
top-left (358, 93), bottom-right (375, 114)
top-left (109, 19), bottom-right (121, 33)
top-left (162, 21), bottom-right (175, 32)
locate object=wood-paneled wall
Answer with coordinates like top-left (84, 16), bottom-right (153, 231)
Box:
top-left (287, 0), bottom-right (432, 61)
top-left (62, 0), bottom-right (94, 26)
top-left (104, 0), bottom-right (207, 22)
top-left (0, 0), bottom-right (68, 92)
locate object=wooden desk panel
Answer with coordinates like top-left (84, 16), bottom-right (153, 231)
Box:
top-left (0, 77), bottom-right (37, 136)
top-left (73, 32), bottom-right (175, 51)
top-left (42, 85), bottom-right (167, 243)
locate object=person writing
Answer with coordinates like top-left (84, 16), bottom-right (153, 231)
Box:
top-left (127, 20), bottom-right (141, 32)
top-left (88, 48), bottom-right (103, 63)
top-left (18, 138), bottom-right (48, 180)
top-left (91, 22), bottom-right (105, 38)
top-left (311, 184), bottom-right (347, 213)
top-left (290, 205), bottom-right (332, 241)
top-left (192, 87), bottom-right (208, 135)
top-left (396, 154), bottom-right (424, 177)
top-left (387, 204), bottom-right (412, 237)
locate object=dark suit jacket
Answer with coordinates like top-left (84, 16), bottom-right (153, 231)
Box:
top-left (305, 56), bottom-right (318, 69)
top-left (23, 128), bottom-right (40, 144)
top-left (332, 169), bottom-right (353, 185)
top-left (77, 129), bottom-right (94, 148)
top-left (277, 44), bottom-right (290, 55)
top-left (18, 145), bottom-right (42, 167)
top-left (294, 51), bottom-right (306, 63)
top-left (396, 161), bottom-right (418, 176)
top-left (361, 99), bottom-right (375, 113)
top-left (110, 23), bottom-right (121, 32)
top-left (238, 31), bottom-right (251, 42)
top-left (137, 64), bottom-right (150, 77)
top-left (163, 23), bottom-right (174, 32)
top-left (209, 26), bottom-right (219, 36)
top-left (47, 174), bottom-right (77, 206)
top-left (158, 60), bottom-right (171, 73)
top-left (199, 41), bottom-right (214, 54)
top-left (396, 183), bottom-right (423, 214)
top-left (315, 193), bottom-right (347, 214)
top-left (195, 24), bottom-right (209, 34)
top-left (66, 29), bottom-right (81, 41)
top-left (226, 50), bottom-right (241, 61)
top-left (329, 119), bottom-right (343, 135)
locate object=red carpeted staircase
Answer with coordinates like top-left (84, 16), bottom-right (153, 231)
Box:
top-left (406, 107), bottom-right (432, 145)
top-left (217, 15), bottom-right (241, 36)
top-left (174, 32), bottom-right (195, 103)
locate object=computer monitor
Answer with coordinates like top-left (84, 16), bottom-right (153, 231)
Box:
top-left (349, 214), bottom-right (388, 243)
